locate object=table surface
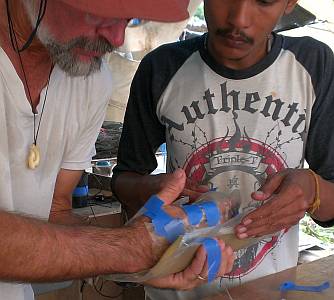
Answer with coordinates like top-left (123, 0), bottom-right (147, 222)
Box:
top-left (206, 255), bottom-right (334, 300)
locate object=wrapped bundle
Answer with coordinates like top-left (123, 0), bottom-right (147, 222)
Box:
top-left (105, 191), bottom-right (274, 283)
top-left (137, 191), bottom-right (238, 260)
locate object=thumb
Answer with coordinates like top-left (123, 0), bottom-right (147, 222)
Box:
top-left (157, 169), bottom-right (186, 205)
top-left (252, 172), bottom-right (285, 201)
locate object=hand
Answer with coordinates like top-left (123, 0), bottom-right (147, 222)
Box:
top-left (182, 177), bottom-right (210, 202)
top-left (157, 169), bottom-right (187, 205)
top-left (145, 240), bottom-right (235, 290)
top-left (235, 169), bottom-right (315, 239)
top-left (127, 168), bottom-right (187, 271)
top-left (154, 170), bottom-right (208, 202)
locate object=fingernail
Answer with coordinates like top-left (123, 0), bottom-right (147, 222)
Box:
top-left (237, 226), bottom-right (247, 233)
top-left (243, 219), bottom-right (252, 226)
top-left (253, 191), bottom-right (266, 198)
top-left (238, 233), bottom-right (248, 239)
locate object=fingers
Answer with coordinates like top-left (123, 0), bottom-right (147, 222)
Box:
top-left (146, 239), bottom-right (235, 290)
top-left (188, 244), bottom-right (208, 277)
top-left (157, 169), bottom-right (186, 205)
top-left (185, 178), bottom-right (209, 192)
top-left (240, 211), bottom-right (304, 237)
top-left (183, 178), bottom-right (210, 201)
top-left (252, 172), bottom-right (287, 201)
top-left (216, 241), bottom-right (235, 277)
top-left (182, 188), bottom-right (203, 202)
top-left (183, 240), bottom-right (234, 288)
top-left (251, 190), bottom-right (271, 201)
top-left (237, 186), bottom-right (308, 238)
top-left (146, 245), bottom-right (208, 290)
top-left (238, 212), bottom-right (297, 238)
top-left (239, 195), bottom-right (279, 229)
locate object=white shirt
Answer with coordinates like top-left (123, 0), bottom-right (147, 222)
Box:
top-left (0, 47), bottom-right (112, 300)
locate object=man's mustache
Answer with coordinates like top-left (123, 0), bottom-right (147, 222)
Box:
top-left (216, 28), bottom-right (254, 45)
top-left (65, 36), bottom-right (114, 54)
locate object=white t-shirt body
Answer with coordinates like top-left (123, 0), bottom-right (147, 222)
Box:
top-left (0, 47), bottom-right (112, 299)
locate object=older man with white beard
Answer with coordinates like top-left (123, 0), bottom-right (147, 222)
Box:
top-left (0, 1), bottom-right (235, 299)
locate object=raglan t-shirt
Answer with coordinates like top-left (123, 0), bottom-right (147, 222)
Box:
top-left (0, 47), bottom-right (112, 300)
top-left (113, 33), bottom-right (334, 299)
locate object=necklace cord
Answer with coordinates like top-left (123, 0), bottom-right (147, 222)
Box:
top-left (35, 67), bottom-right (52, 145)
top-left (6, 0), bottom-right (48, 52)
top-left (5, 0), bottom-right (51, 145)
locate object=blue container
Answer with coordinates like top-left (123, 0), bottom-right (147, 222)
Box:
top-left (72, 173), bottom-right (89, 208)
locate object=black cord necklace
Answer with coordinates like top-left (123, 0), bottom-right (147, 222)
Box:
top-left (6, 0), bottom-right (51, 169)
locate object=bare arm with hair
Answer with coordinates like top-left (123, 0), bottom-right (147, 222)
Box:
top-left (0, 168), bottom-right (234, 290)
top-left (0, 169), bottom-right (154, 282)
top-left (0, 210), bottom-right (153, 282)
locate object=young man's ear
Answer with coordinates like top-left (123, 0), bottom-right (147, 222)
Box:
top-left (284, 0), bottom-right (298, 15)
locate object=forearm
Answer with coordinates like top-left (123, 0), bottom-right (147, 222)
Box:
top-left (114, 172), bottom-right (163, 212)
top-left (49, 195), bottom-right (88, 226)
top-left (0, 210), bottom-right (152, 282)
top-left (311, 175), bottom-right (334, 223)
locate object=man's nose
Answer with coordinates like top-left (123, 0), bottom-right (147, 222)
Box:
top-left (98, 20), bottom-right (129, 48)
top-left (227, 0), bottom-right (252, 29)
top-left (84, 13), bottom-right (128, 48)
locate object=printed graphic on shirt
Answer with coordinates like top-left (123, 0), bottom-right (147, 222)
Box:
top-left (162, 81), bottom-right (307, 277)
top-left (182, 112), bottom-right (288, 277)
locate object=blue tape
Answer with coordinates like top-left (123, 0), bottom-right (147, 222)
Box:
top-left (143, 195), bottom-right (185, 243)
top-left (196, 238), bottom-right (222, 283)
top-left (164, 218), bottom-right (185, 242)
top-left (182, 204), bottom-right (203, 226)
top-left (152, 209), bottom-right (173, 237)
top-left (198, 201), bottom-right (221, 227)
top-left (280, 281), bottom-right (330, 293)
top-left (72, 186), bottom-right (88, 197)
top-left (143, 195), bottom-right (164, 216)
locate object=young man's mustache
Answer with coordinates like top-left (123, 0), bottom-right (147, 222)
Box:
top-left (216, 28), bottom-right (254, 44)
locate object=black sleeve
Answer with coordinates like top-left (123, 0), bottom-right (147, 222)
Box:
top-left (111, 36), bottom-right (203, 193)
top-left (304, 41), bottom-right (334, 227)
top-left (112, 54), bottom-right (166, 179)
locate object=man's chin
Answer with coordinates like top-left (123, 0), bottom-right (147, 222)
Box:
top-left (221, 45), bottom-right (251, 59)
top-left (44, 42), bottom-right (104, 77)
top-left (57, 59), bottom-right (102, 77)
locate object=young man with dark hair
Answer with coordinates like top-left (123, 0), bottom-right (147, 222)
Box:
top-left (113, 0), bottom-right (334, 298)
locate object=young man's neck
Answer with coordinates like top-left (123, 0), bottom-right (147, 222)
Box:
top-left (0, 2), bottom-right (52, 109)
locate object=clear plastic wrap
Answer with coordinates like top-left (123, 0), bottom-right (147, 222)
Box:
top-left (105, 190), bottom-right (276, 283)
